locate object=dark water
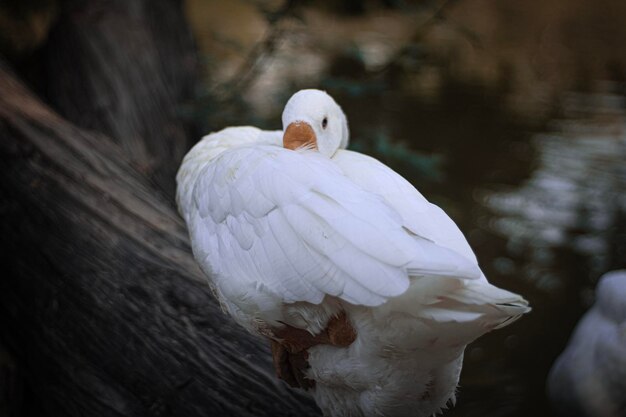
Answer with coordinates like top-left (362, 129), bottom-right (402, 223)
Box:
top-left (332, 80), bottom-right (625, 417)
top-left (216, 72), bottom-right (625, 415)
top-left (190, 2), bottom-right (626, 409)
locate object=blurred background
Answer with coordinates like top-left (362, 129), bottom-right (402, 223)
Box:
top-left (186, 2), bottom-right (626, 414)
top-left (1, 0), bottom-right (625, 416)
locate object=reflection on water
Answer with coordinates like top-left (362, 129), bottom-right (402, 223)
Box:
top-left (482, 86), bottom-right (626, 294)
top-left (207, 77), bottom-right (624, 417)
top-left (290, 83), bottom-right (624, 416)
top-left (187, 3), bottom-right (626, 415)
top-left (455, 84), bottom-right (626, 417)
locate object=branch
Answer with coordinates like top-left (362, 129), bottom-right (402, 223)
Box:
top-left (376, 0), bottom-right (481, 73)
top-left (212, 0), bottom-right (301, 102)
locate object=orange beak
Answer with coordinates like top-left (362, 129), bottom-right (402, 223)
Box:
top-left (283, 122), bottom-right (317, 151)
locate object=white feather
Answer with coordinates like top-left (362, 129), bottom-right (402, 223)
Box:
top-left (176, 90), bottom-right (530, 417)
top-left (185, 144), bottom-right (487, 314)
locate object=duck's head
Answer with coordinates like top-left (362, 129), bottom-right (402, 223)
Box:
top-left (282, 89), bottom-right (349, 157)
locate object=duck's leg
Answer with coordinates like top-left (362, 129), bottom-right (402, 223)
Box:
top-left (270, 341), bottom-right (313, 389)
top-left (269, 311), bottom-right (356, 389)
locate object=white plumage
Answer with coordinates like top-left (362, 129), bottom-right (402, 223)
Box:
top-left (177, 89), bottom-right (530, 417)
top-left (547, 270), bottom-right (626, 417)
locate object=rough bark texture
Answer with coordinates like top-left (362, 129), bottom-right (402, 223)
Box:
top-left (0, 63), bottom-right (319, 417)
top-left (0, 0), bottom-right (319, 414)
top-left (0, 344), bottom-right (21, 417)
top-left (40, 0), bottom-right (198, 198)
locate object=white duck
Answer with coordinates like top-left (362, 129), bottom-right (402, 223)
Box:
top-left (176, 89), bottom-right (530, 417)
top-left (547, 270), bottom-right (626, 417)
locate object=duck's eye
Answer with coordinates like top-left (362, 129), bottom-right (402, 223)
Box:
top-left (322, 117), bottom-right (328, 129)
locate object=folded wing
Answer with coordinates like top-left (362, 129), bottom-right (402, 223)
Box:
top-left (332, 150), bottom-right (482, 276)
top-left (187, 145), bottom-right (480, 308)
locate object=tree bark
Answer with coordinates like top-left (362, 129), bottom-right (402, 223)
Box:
top-left (40, 0), bottom-right (198, 198)
top-left (0, 63), bottom-right (319, 416)
top-left (0, 344), bottom-right (21, 417)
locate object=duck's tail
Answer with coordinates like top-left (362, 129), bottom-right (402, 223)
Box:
top-left (377, 276), bottom-right (530, 349)
top-left (436, 279), bottom-right (530, 329)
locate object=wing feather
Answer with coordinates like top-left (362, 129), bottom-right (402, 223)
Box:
top-left (187, 144), bottom-right (480, 310)
top-left (333, 149), bottom-right (481, 270)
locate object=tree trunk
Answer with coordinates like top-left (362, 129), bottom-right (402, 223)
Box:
top-left (0, 62), bottom-right (318, 417)
top-left (40, 0), bottom-right (198, 198)
top-left (0, 344), bottom-right (21, 417)
top-left (0, 1), bottom-right (321, 414)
